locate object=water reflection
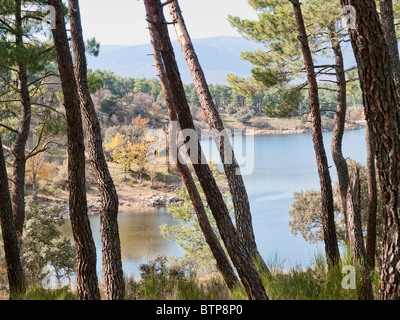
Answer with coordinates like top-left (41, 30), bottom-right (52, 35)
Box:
top-left (59, 129), bottom-right (368, 276)
top-left (58, 207), bottom-right (183, 278)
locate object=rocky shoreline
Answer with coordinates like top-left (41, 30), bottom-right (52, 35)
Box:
top-left (58, 194), bottom-right (183, 219)
top-left (242, 121), bottom-right (365, 136)
top-left (54, 122), bottom-right (366, 220)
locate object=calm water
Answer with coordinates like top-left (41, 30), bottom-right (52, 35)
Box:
top-left (60, 128), bottom-right (367, 278)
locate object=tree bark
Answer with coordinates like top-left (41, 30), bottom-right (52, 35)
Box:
top-left (329, 27), bottom-right (350, 227)
top-left (380, 0), bottom-right (400, 101)
top-left (167, 0), bottom-right (267, 272)
top-left (49, 0), bottom-right (100, 300)
top-left (144, 0), bottom-right (268, 300)
top-left (11, 0), bottom-right (32, 243)
top-left (346, 167), bottom-right (374, 300)
top-left (150, 33), bottom-right (238, 290)
top-left (339, 0), bottom-right (400, 300)
top-left (0, 138), bottom-right (25, 299)
top-left (365, 124), bottom-right (377, 270)
top-left (68, 0), bottom-right (125, 300)
top-left (291, 0), bottom-right (340, 266)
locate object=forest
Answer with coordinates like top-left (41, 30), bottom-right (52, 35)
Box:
top-left (0, 0), bottom-right (399, 303)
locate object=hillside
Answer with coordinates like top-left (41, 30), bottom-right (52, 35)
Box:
top-left (87, 36), bottom-right (265, 84)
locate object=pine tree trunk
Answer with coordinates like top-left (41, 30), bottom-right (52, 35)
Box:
top-left (380, 0), bottom-right (400, 101)
top-left (68, 0), bottom-right (125, 300)
top-left (167, 0), bottom-right (267, 272)
top-left (144, 0), bottom-right (268, 300)
top-left (49, 0), bottom-right (100, 300)
top-left (11, 0), bottom-right (32, 243)
top-left (291, 0), bottom-right (340, 266)
top-left (0, 138), bottom-right (25, 299)
top-left (32, 173), bottom-right (37, 201)
top-left (365, 125), bottom-right (377, 270)
top-left (150, 35), bottom-right (238, 290)
top-left (340, 0), bottom-right (400, 300)
top-left (346, 167), bottom-right (374, 300)
top-left (329, 27), bottom-right (350, 227)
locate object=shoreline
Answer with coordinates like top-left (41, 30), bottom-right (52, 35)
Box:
top-left (46, 123), bottom-right (366, 219)
top-left (199, 121), bottom-right (366, 137)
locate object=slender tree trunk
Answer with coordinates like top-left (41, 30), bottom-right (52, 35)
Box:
top-left (68, 0), bottom-right (125, 300)
top-left (365, 125), bottom-right (377, 270)
top-left (291, 0), bottom-right (340, 266)
top-left (11, 0), bottom-right (32, 243)
top-left (346, 167), bottom-right (374, 300)
top-left (340, 0), bottom-right (400, 300)
top-left (329, 27), bottom-right (350, 227)
top-left (144, 0), bottom-right (268, 300)
top-left (167, 0), bottom-right (267, 272)
top-left (380, 0), bottom-right (400, 101)
top-left (32, 173), bottom-right (37, 201)
top-left (49, 0), bottom-right (100, 300)
top-left (150, 34), bottom-right (238, 290)
top-left (0, 138), bottom-right (25, 299)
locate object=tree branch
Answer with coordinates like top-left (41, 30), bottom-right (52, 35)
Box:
top-left (162, 0), bottom-right (175, 6)
top-left (0, 122), bottom-right (18, 134)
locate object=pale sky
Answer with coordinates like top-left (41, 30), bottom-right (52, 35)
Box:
top-left (78, 0), bottom-right (259, 46)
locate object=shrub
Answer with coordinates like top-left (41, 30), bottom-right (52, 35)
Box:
top-left (100, 95), bottom-right (119, 116)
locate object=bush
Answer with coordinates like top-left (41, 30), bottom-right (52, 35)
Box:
top-left (234, 109), bottom-right (255, 123)
top-left (225, 104), bottom-right (237, 115)
top-left (125, 256), bottom-right (227, 300)
top-left (100, 95), bottom-right (119, 116)
top-left (23, 198), bottom-right (76, 286)
top-left (22, 286), bottom-right (76, 300)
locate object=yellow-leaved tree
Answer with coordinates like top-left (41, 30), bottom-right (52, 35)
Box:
top-left (105, 132), bottom-right (155, 182)
top-left (105, 133), bottom-right (135, 181)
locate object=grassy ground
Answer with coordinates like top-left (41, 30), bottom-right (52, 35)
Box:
top-left (14, 251), bottom-right (380, 300)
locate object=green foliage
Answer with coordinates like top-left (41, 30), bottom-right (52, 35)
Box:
top-left (85, 37), bottom-right (100, 57)
top-left (125, 256), bottom-right (226, 300)
top-left (100, 95), bottom-right (119, 116)
top-left (234, 108), bottom-right (255, 123)
top-left (22, 198), bottom-right (76, 286)
top-left (87, 69), bottom-right (104, 93)
top-left (161, 165), bottom-right (233, 275)
top-left (22, 286), bottom-right (76, 300)
top-left (227, 0), bottom-right (362, 117)
top-left (41, 112), bottom-right (67, 137)
top-left (289, 159), bottom-right (383, 250)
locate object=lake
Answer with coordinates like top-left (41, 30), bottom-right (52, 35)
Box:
top-left (59, 128), bottom-right (367, 279)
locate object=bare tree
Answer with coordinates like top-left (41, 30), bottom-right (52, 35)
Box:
top-left (68, 0), bottom-right (125, 300)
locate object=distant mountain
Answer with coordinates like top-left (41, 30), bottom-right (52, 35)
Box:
top-left (86, 36), bottom-right (265, 84)
top-left (86, 36), bottom-right (359, 85)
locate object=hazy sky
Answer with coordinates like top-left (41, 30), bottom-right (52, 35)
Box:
top-left (78, 0), bottom-right (258, 46)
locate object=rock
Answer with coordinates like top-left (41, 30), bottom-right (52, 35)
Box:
top-left (168, 196), bottom-right (181, 203)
